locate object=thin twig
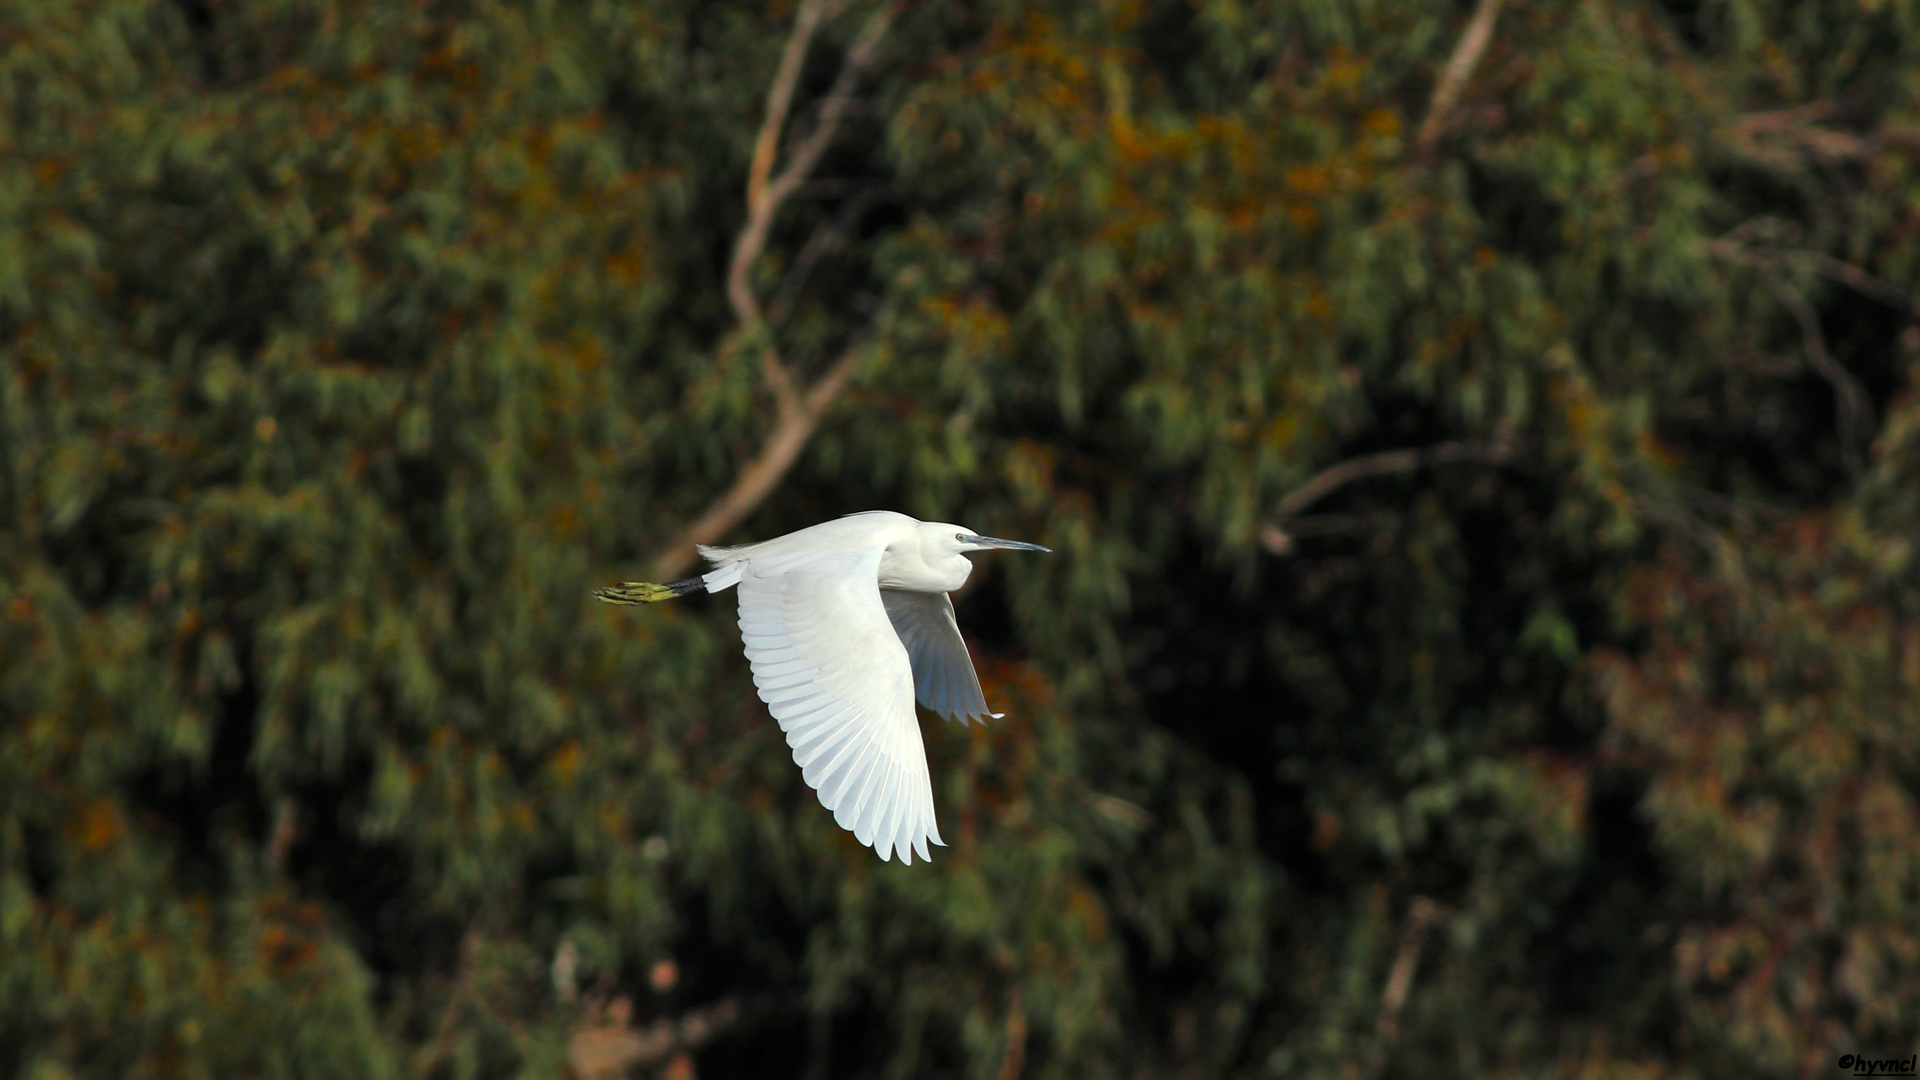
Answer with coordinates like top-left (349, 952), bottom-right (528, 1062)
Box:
top-left (769, 184), bottom-right (889, 326)
top-left (412, 929), bottom-right (479, 1080)
top-left (1702, 233), bottom-right (1914, 313)
top-left (1259, 438), bottom-right (1515, 555)
top-left (264, 797), bottom-right (299, 870)
top-left (1414, 0), bottom-right (1507, 155)
top-left (1718, 102), bottom-right (1913, 167)
top-left (1803, 252), bottom-right (1915, 311)
top-left (1374, 898), bottom-right (1445, 1052)
top-left (1774, 281), bottom-right (1869, 473)
top-left (1726, 101), bottom-right (1838, 132)
top-left (1701, 235), bottom-right (1903, 474)
top-left (998, 985), bottom-right (1027, 1080)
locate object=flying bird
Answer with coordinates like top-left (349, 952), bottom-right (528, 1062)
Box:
top-left (595, 511), bottom-right (1051, 864)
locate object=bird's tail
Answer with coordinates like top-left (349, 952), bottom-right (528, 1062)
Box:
top-left (592, 577), bottom-right (705, 605)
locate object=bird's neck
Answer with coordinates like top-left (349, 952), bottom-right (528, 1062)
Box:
top-left (878, 545), bottom-right (971, 593)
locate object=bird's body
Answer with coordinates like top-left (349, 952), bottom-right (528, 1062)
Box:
top-left (595, 511), bottom-right (1049, 863)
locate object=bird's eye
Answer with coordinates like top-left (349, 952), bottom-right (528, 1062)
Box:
top-left (955, 533), bottom-right (965, 541)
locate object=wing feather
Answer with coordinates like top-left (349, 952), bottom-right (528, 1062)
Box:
top-left (803, 721), bottom-right (866, 787)
top-left (769, 691), bottom-right (834, 723)
top-left (894, 785), bottom-right (918, 865)
top-left (866, 763), bottom-right (901, 855)
top-left (880, 590), bottom-right (997, 724)
top-left (737, 550), bottom-right (943, 862)
top-left (788, 702), bottom-right (858, 754)
top-left (822, 732), bottom-right (880, 811)
top-left (841, 752), bottom-right (886, 836)
top-left (793, 717), bottom-right (861, 769)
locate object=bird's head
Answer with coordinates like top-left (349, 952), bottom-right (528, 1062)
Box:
top-left (897, 520), bottom-right (1051, 592)
top-left (925, 521), bottom-right (1052, 557)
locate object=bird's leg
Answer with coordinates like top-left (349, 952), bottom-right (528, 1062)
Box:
top-left (593, 577), bottom-right (706, 605)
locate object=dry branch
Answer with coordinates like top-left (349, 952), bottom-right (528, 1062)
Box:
top-left (410, 929), bottom-right (480, 1080)
top-left (648, 1), bottom-right (893, 579)
top-left (1702, 231), bottom-right (1914, 312)
top-left (770, 184), bottom-right (890, 324)
top-left (1374, 897), bottom-right (1446, 1051)
top-left (1802, 252), bottom-right (1916, 312)
top-left (1414, 0), bottom-right (1507, 155)
top-left (1717, 104), bottom-right (1920, 180)
top-left (1775, 282), bottom-right (1870, 474)
top-left (999, 985), bottom-right (1028, 1080)
top-left (649, 341), bottom-right (866, 580)
top-left (568, 995), bottom-right (758, 1080)
top-left (1701, 232), bottom-right (1881, 474)
top-left (1259, 437), bottom-right (1516, 555)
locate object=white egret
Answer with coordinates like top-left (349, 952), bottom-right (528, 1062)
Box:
top-left (595, 511), bottom-right (1051, 863)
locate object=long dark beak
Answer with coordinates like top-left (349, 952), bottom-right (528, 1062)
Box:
top-left (964, 534), bottom-right (1052, 552)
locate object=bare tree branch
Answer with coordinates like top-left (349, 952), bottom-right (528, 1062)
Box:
top-left (1414, 0), bottom-right (1507, 155)
top-left (650, 341), bottom-right (865, 579)
top-left (1259, 437), bottom-right (1516, 555)
top-left (727, 2), bottom-right (890, 407)
top-left (1706, 229), bottom-right (1880, 473)
top-left (998, 985), bottom-right (1027, 1080)
top-left (1802, 251), bottom-right (1915, 312)
top-left (1721, 103), bottom-right (1906, 165)
top-left (569, 995), bottom-right (769, 1080)
top-left (1372, 897), bottom-right (1445, 1062)
top-left (769, 184), bottom-right (890, 325)
top-left (763, 5), bottom-right (891, 218)
top-left (410, 929), bottom-right (479, 1080)
top-left (1702, 231), bottom-right (1914, 312)
top-left (1716, 104), bottom-right (1920, 180)
top-left (730, 0), bottom-right (830, 411)
top-left (646, 2), bottom-right (894, 579)
top-left (1774, 281), bottom-right (1870, 474)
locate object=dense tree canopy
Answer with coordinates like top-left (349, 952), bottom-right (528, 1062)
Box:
top-left (3, 0), bottom-right (1918, 1077)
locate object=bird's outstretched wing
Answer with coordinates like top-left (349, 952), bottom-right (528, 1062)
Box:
top-left (736, 550), bottom-right (942, 863)
top-left (880, 589), bottom-right (996, 724)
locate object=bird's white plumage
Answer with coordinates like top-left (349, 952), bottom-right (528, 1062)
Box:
top-left (734, 547), bottom-right (942, 863)
top-left (632, 510), bottom-right (1050, 863)
top-left (881, 590), bottom-right (997, 724)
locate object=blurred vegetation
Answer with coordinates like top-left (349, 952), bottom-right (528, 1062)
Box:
top-left (3, 0), bottom-right (1918, 1077)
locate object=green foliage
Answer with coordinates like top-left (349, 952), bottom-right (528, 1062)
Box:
top-left (3, 0), bottom-right (1917, 1077)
